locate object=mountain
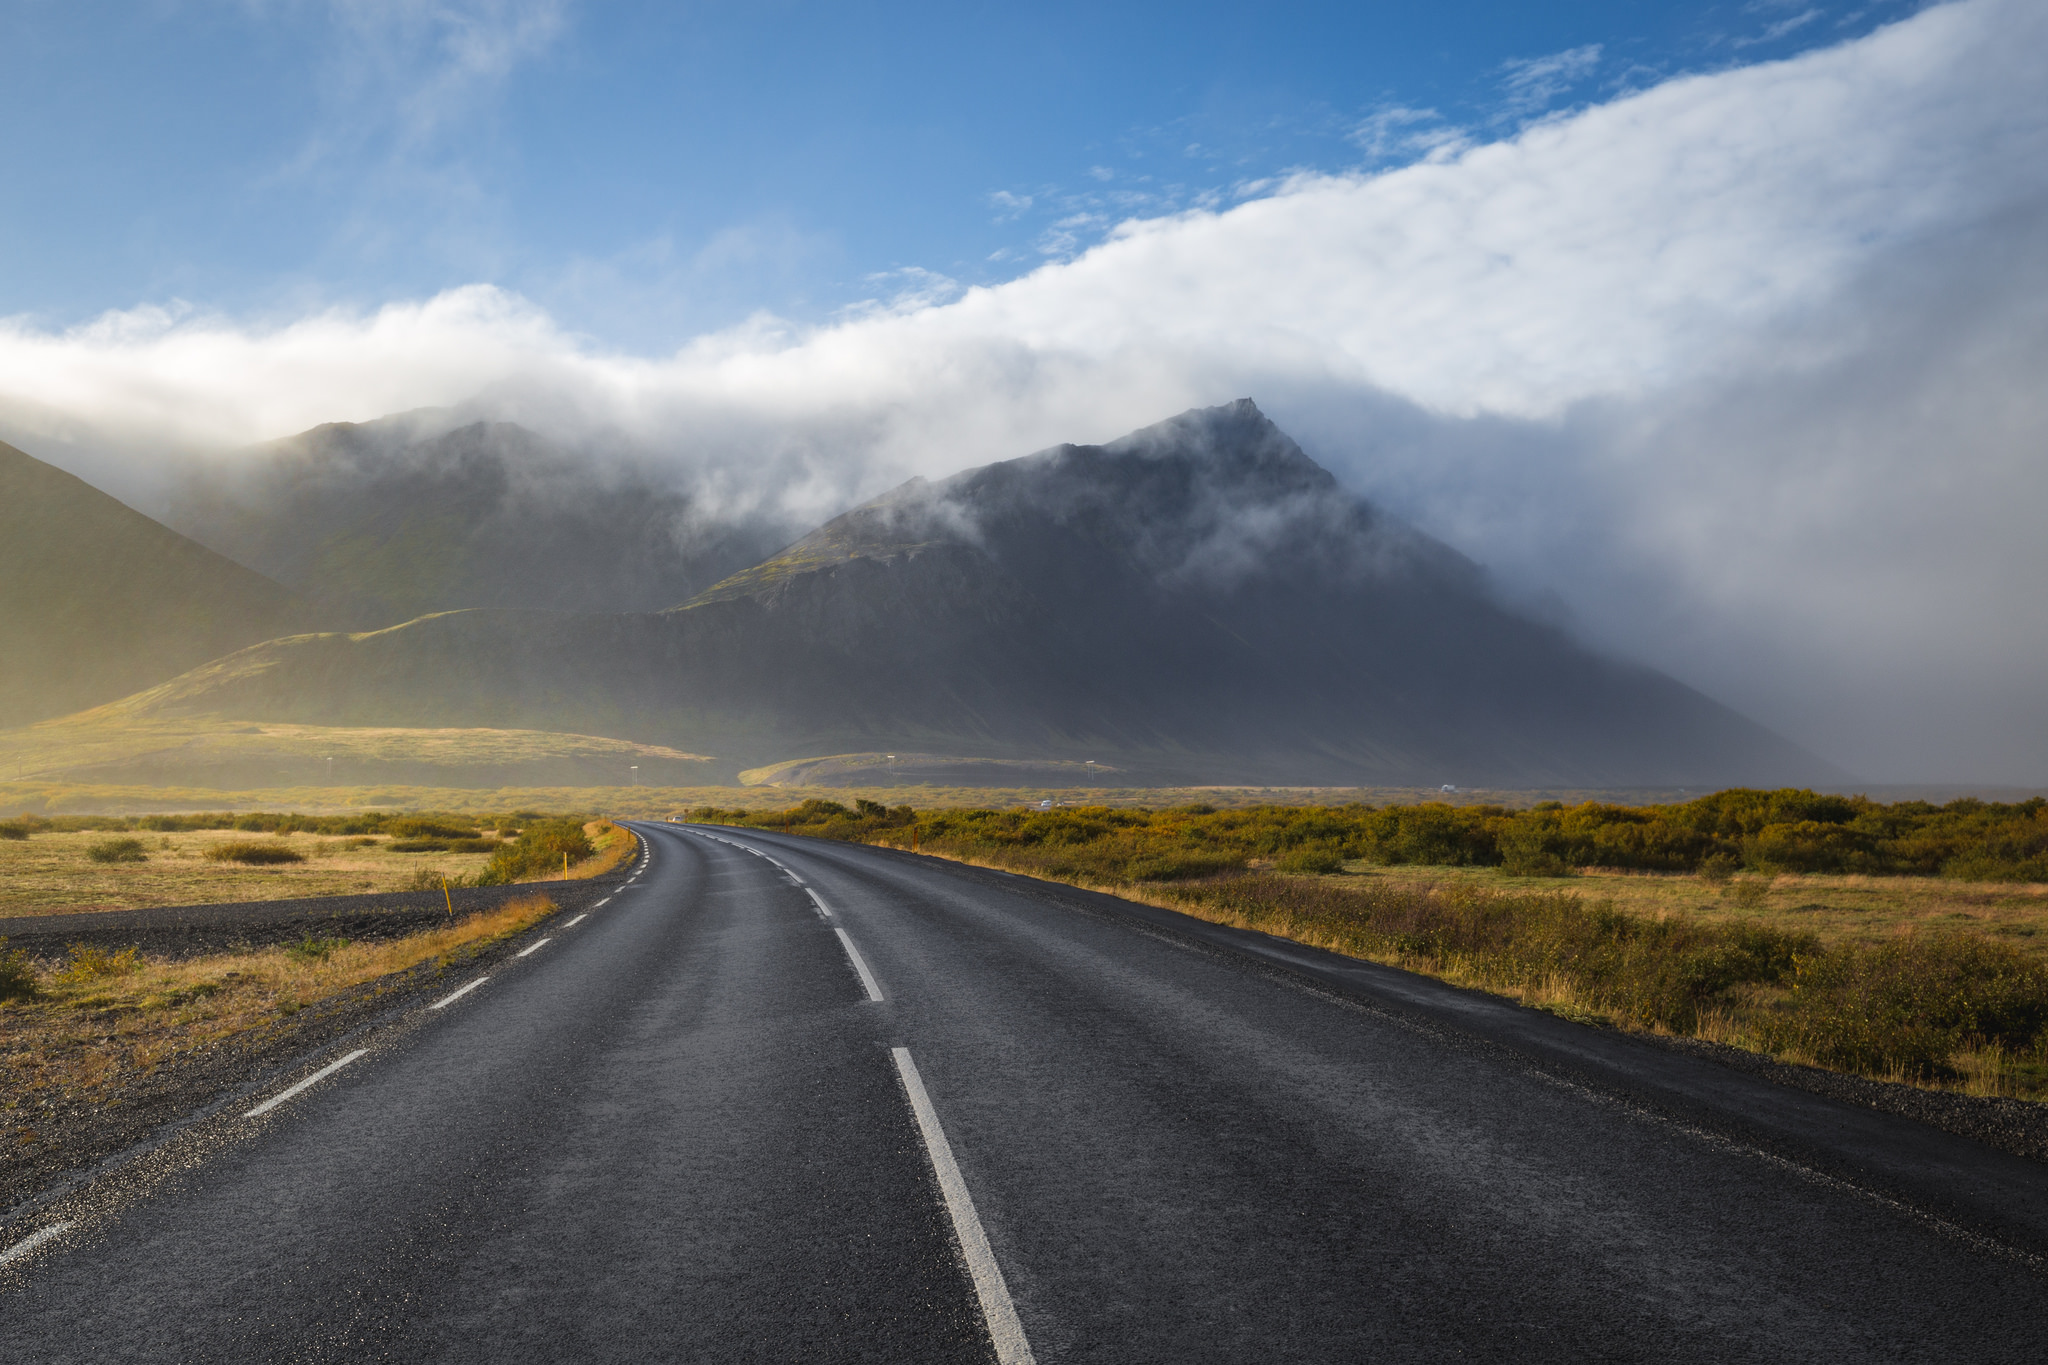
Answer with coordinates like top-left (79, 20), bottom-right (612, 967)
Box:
top-left (100, 401), bottom-right (1833, 786)
top-left (157, 414), bottom-right (790, 628)
top-left (0, 439), bottom-right (311, 728)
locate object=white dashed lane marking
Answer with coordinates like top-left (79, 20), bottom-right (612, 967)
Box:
top-left (430, 977), bottom-right (490, 1010)
top-left (0, 1221), bottom-right (74, 1267)
top-left (243, 1049), bottom-right (369, 1118)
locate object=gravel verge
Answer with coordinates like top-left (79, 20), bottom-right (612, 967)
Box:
top-left (0, 881), bottom-right (612, 964)
top-left (1, 872), bottom-right (627, 1219)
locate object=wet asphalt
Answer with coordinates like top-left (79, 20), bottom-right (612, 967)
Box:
top-left (4, 821), bottom-right (2047, 1362)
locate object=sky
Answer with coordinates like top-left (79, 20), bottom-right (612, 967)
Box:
top-left (2, 0), bottom-right (2045, 784)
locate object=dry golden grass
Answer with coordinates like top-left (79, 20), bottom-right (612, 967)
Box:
top-left (557, 820), bottom-right (636, 881)
top-left (0, 827), bottom-right (506, 919)
top-left (1339, 862), bottom-right (2048, 958)
top-left (0, 895), bottom-right (556, 1134)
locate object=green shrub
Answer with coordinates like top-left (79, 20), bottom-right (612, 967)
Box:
top-left (0, 940), bottom-right (37, 1002)
top-left (61, 943), bottom-right (141, 981)
top-left (447, 838), bottom-right (501, 854)
top-left (286, 937), bottom-right (350, 964)
top-left (204, 841), bottom-right (306, 865)
top-left (0, 821), bottom-right (29, 840)
top-left (1771, 934), bottom-right (2048, 1078)
top-left (476, 818), bottom-right (595, 885)
top-left (86, 838), bottom-right (148, 864)
top-left (389, 839), bottom-right (452, 853)
top-left (1275, 844), bottom-right (1346, 875)
top-left (387, 818), bottom-right (481, 840)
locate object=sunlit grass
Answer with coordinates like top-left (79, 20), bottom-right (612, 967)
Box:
top-left (0, 895), bottom-right (557, 1145)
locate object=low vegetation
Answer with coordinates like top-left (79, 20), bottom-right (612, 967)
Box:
top-left (85, 837), bottom-right (149, 864)
top-left (0, 811), bottom-right (613, 917)
top-left (0, 897), bottom-right (557, 1157)
top-left (703, 793), bottom-right (2048, 1099)
top-left (699, 790), bottom-right (2048, 882)
top-left (204, 840), bottom-right (307, 865)
top-left (476, 818), bottom-right (597, 884)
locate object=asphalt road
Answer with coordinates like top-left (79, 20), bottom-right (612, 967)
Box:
top-left (5, 821), bottom-right (2048, 1361)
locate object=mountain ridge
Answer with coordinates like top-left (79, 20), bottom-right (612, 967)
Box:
top-left (72, 401), bottom-right (1837, 787)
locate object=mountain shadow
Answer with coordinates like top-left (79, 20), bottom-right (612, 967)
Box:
top-left (107, 401), bottom-right (1835, 787)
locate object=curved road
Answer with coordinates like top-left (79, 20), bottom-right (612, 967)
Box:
top-left (5, 821), bottom-right (2047, 1361)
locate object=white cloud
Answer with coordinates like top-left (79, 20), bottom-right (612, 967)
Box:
top-left (5, 0), bottom-right (2047, 779)
top-left (1498, 43), bottom-right (1603, 117)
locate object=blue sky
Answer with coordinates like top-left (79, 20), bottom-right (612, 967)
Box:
top-left (2, 0), bottom-right (1918, 344)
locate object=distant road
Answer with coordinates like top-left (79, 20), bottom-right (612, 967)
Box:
top-left (6, 822), bottom-right (2048, 1361)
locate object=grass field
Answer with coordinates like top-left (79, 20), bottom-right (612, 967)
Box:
top-left (1349, 862), bottom-right (2048, 958)
top-left (0, 779), bottom-right (1705, 820)
top-left (0, 819), bottom-right (633, 918)
top-left (0, 896), bottom-right (558, 1158)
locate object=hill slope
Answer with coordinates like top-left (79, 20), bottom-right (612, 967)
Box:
top-left (158, 414), bottom-right (789, 628)
top-left (97, 402), bottom-right (1831, 786)
top-left (0, 440), bottom-right (310, 728)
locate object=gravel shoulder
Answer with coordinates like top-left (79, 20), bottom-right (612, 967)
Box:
top-left (1, 873), bottom-right (627, 1219)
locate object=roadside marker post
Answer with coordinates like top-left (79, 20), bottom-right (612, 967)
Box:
top-left (441, 875), bottom-right (453, 917)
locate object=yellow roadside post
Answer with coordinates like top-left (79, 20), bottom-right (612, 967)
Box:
top-left (441, 875), bottom-right (453, 917)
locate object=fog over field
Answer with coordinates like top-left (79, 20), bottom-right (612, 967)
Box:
top-left (2, 0), bottom-right (2044, 781)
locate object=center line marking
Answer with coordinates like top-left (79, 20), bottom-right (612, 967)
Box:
top-left (0, 1221), bottom-right (74, 1267)
top-left (892, 1048), bottom-right (1035, 1364)
top-left (595, 897), bottom-right (611, 906)
top-left (430, 976), bottom-right (489, 1009)
top-left (807, 888), bottom-right (834, 920)
top-left (834, 927), bottom-right (885, 1002)
top-left (565, 914), bottom-right (587, 926)
top-left (516, 937), bottom-right (552, 957)
top-left (244, 1049), bottom-right (369, 1118)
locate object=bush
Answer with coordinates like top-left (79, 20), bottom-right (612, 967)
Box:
top-left (1772, 934), bottom-right (2048, 1078)
top-left (86, 838), bottom-right (148, 863)
top-left (0, 821), bottom-right (29, 840)
top-left (0, 939), bottom-right (37, 1002)
top-left (1276, 844), bottom-right (1346, 875)
top-left (387, 818), bottom-right (481, 840)
top-left (389, 839), bottom-right (452, 853)
top-left (204, 841), bottom-right (307, 865)
top-left (60, 943), bottom-right (141, 981)
top-left (448, 838), bottom-right (501, 854)
top-left (476, 818), bottom-right (595, 885)
top-left (286, 937), bottom-right (350, 964)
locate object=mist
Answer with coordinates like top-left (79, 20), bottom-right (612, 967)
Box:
top-left (1, 0), bottom-right (2044, 782)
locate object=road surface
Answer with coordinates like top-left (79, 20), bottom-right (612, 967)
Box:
top-left (5, 821), bottom-right (2047, 1361)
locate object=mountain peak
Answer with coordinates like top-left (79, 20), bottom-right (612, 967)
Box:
top-left (687, 399), bottom-right (1353, 606)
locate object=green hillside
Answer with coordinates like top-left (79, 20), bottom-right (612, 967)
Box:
top-left (0, 440), bottom-right (311, 727)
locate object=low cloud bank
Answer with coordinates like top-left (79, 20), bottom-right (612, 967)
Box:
top-left (2, 0), bottom-right (2044, 781)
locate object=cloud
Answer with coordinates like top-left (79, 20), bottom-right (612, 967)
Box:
top-left (1736, 7), bottom-right (1826, 47)
top-left (4, 0), bottom-right (2047, 780)
top-left (1497, 43), bottom-right (1603, 117)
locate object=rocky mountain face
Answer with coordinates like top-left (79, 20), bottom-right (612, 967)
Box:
top-left (0, 440), bottom-right (310, 728)
top-left (158, 414), bottom-right (790, 628)
top-left (110, 401), bottom-right (1831, 786)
